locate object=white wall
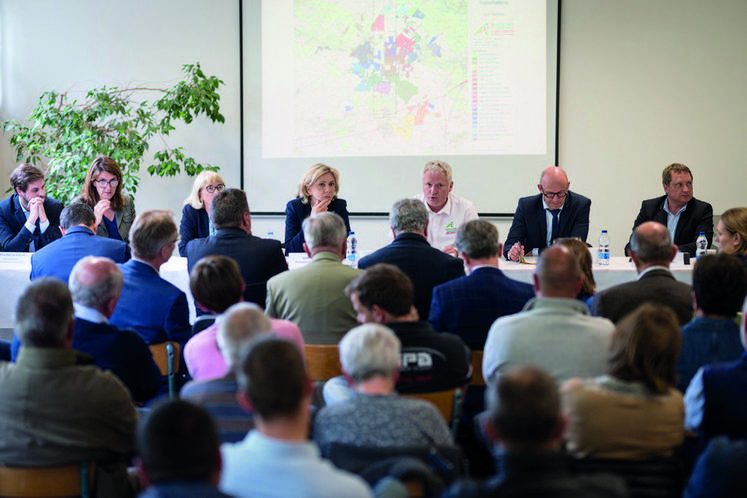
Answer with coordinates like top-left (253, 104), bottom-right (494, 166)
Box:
top-left (2, 0), bottom-right (745, 255)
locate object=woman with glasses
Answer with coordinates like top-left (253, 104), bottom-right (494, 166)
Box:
top-left (179, 171), bottom-right (226, 256)
top-left (79, 155), bottom-right (136, 243)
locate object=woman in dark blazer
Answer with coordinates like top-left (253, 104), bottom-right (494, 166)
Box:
top-left (78, 156), bottom-right (136, 243)
top-left (284, 163), bottom-right (350, 254)
top-left (178, 171), bottom-right (225, 256)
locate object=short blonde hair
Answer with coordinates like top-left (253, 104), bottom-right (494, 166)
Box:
top-left (720, 207), bottom-right (747, 255)
top-left (423, 160), bottom-right (452, 183)
top-left (296, 163), bottom-right (340, 204)
top-left (185, 171), bottom-right (225, 209)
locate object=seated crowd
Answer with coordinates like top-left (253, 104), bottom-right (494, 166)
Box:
top-left (0, 157), bottom-right (747, 497)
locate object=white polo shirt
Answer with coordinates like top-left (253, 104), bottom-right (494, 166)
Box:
top-left (416, 192), bottom-right (479, 250)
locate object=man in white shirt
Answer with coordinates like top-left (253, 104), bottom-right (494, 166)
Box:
top-left (416, 159), bottom-right (478, 255)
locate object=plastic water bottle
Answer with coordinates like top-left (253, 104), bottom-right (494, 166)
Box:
top-left (696, 232), bottom-right (708, 259)
top-left (598, 230), bottom-right (610, 266)
top-left (346, 232), bottom-right (358, 266)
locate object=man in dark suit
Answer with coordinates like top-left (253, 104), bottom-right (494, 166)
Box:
top-left (110, 210), bottom-right (192, 346)
top-left (625, 162), bottom-right (713, 256)
top-left (593, 221), bottom-right (693, 325)
top-left (429, 220), bottom-right (534, 350)
top-left (186, 188), bottom-right (287, 309)
top-left (504, 166), bottom-right (591, 261)
top-left (358, 198), bottom-right (464, 320)
top-left (30, 201), bottom-right (130, 282)
top-left (0, 163), bottom-right (63, 252)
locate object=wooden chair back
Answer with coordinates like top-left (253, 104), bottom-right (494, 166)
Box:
top-left (304, 344), bottom-right (342, 382)
top-left (149, 341), bottom-right (180, 398)
top-left (0, 461), bottom-right (93, 497)
top-left (470, 351), bottom-right (485, 386)
top-left (404, 388), bottom-right (463, 438)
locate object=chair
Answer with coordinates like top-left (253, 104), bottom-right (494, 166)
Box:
top-left (470, 351), bottom-right (485, 386)
top-left (571, 456), bottom-right (684, 498)
top-left (149, 341), bottom-right (181, 399)
top-left (304, 344), bottom-right (342, 382)
top-left (192, 315), bottom-right (215, 335)
top-left (0, 461), bottom-right (94, 497)
top-left (404, 388), bottom-right (463, 439)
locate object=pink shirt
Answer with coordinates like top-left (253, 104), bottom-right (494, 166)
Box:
top-left (184, 318), bottom-right (305, 381)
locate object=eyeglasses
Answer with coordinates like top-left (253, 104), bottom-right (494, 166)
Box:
top-left (93, 179), bottom-right (119, 188)
top-left (541, 189), bottom-right (567, 200)
top-left (203, 184), bottom-right (225, 194)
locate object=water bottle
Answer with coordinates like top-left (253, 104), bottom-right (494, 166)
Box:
top-left (598, 230), bottom-right (610, 266)
top-left (696, 232), bottom-right (708, 259)
top-left (346, 232), bottom-right (358, 266)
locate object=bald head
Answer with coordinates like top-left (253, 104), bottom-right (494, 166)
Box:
top-left (630, 221), bottom-right (675, 267)
top-left (69, 256), bottom-right (124, 316)
top-left (534, 246), bottom-right (582, 298)
top-left (217, 303), bottom-right (274, 367)
top-left (538, 167), bottom-right (569, 186)
top-left (538, 167), bottom-right (570, 210)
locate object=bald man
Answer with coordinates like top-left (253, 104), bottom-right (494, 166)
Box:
top-left (504, 167), bottom-right (591, 261)
top-left (483, 246), bottom-right (614, 383)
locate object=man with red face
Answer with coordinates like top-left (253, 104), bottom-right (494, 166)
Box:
top-left (0, 163), bottom-right (63, 252)
top-left (624, 163), bottom-right (713, 257)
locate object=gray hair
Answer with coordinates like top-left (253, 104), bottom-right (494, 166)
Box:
top-left (456, 220), bottom-right (499, 259)
top-left (129, 210), bottom-right (178, 260)
top-left (217, 303), bottom-right (274, 367)
top-left (302, 212), bottom-right (347, 251)
top-left (60, 202), bottom-right (96, 230)
top-left (69, 256), bottom-right (124, 310)
top-left (339, 324), bottom-right (401, 383)
top-left (423, 160), bottom-right (452, 183)
top-left (630, 222), bottom-right (673, 263)
top-left (390, 198), bottom-right (428, 234)
top-left (16, 278), bottom-right (74, 348)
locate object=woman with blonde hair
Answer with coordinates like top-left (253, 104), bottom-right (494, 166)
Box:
top-left (78, 156), bottom-right (136, 243)
top-left (716, 207), bottom-right (747, 269)
top-left (284, 163), bottom-right (350, 253)
top-left (179, 170), bottom-right (225, 256)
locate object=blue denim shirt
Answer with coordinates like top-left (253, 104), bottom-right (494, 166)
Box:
top-left (677, 316), bottom-right (743, 392)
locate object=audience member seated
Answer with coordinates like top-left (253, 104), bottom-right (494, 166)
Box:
top-left (77, 155), bottom-right (136, 243)
top-left (186, 188), bottom-right (287, 308)
top-left (185, 255), bottom-right (304, 381)
top-left (684, 298), bottom-right (747, 440)
top-left (443, 366), bottom-right (626, 498)
top-left (593, 221), bottom-right (693, 325)
top-left (677, 253), bottom-right (747, 391)
top-left (429, 219), bottom-right (534, 350)
top-left (715, 206), bottom-right (747, 269)
top-left (0, 278), bottom-right (136, 497)
top-left (483, 246), bottom-right (614, 383)
top-left (0, 163), bottom-right (63, 252)
top-left (683, 436), bottom-right (747, 498)
top-left (285, 163), bottom-right (350, 254)
top-left (219, 338), bottom-right (372, 497)
top-left (625, 162), bottom-right (713, 257)
top-left (504, 166), bottom-right (591, 261)
top-left (183, 303), bottom-right (272, 443)
top-left (179, 170), bottom-right (225, 256)
top-left (415, 159), bottom-right (478, 255)
top-left (136, 400), bottom-right (233, 498)
top-left (324, 263), bottom-right (471, 404)
top-left (313, 324), bottom-right (452, 449)
top-left (561, 304), bottom-right (685, 459)
top-left (30, 201), bottom-right (130, 282)
top-left (555, 237), bottom-right (596, 306)
top-left (267, 212), bottom-right (360, 344)
top-left (358, 198), bottom-right (464, 320)
top-left (109, 210), bottom-right (192, 347)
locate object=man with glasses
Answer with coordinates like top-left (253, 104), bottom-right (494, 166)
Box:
top-left (504, 166), bottom-right (591, 261)
top-left (624, 163), bottom-right (713, 257)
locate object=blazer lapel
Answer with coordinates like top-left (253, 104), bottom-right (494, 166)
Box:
top-left (12, 195), bottom-right (27, 229)
top-left (673, 199), bottom-right (694, 243)
top-left (557, 192), bottom-right (573, 237)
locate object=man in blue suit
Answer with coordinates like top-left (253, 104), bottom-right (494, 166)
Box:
top-left (0, 163), bottom-right (63, 252)
top-left (504, 166), bottom-right (591, 261)
top-left (358, 198), bottom-right (465, 321)
top-left (186, 188), bottom-right (287, 309)
top-left (110, 210), bottom-right (192, 347)
top-left (429, 220), bottom-right (535, 350)
top-left (30, 201), bottom-right (130, 282)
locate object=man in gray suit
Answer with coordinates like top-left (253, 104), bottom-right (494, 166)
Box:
top-left (593, 221), bottom-right (693, 325)
top-left (265, 212), bottom-right (360, 344)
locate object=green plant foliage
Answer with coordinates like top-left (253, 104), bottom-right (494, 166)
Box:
top-left (2, 63), bottom-right (224, 203)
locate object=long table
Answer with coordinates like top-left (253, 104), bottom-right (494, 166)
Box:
top-left (0, 254), bottom-right (693, 330)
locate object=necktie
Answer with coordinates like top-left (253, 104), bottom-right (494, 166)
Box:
top-left (549, 209), bottom-right (560, 243)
